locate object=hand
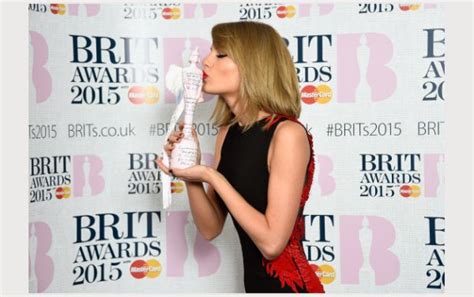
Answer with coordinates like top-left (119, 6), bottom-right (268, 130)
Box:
top-left (163, 122), bottom-right (183, 159)
top-left (156, 121), bottom-right (202, 176)
top-left (169, 165), bottom-right (213, 183)
top-left (155, 157), bottom-right (212, 183)
top-left (162, 121), bottom-right (202, 164)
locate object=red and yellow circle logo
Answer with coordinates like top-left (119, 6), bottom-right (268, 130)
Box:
top-left (171, 181), bottom-right (185, 194)
top-left (50, 4), bottom-right (66, 15)
top-left (128, 86), bottom-right (160, 105)
top-left (310, 263), bottom-right (336, 285)
top-left (399, 4), bottom-right (421, 11)
top-left (55, 186), bottom-right (71, 199)
top-left (162, 7), bottom-right (181, 20)
top-left (276, 6), bottom-right (296, 18)
top-left (301, 84), bottom-right (332, 104)
top-left (400, 184), bottom-right (421, 198)
top-left (130, 259), bottom-right (162, 279)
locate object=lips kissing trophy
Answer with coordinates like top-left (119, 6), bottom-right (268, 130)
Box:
top-left (161, 47), bottom-right (204, 209)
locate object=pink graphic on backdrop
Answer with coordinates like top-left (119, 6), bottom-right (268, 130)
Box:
top-left (340, 215), bottom-right (399, 285)
top-left (424, 4), bottom-right (438, 9)
top-left (424, 154), bottom-right (444, 198)
top-left (201, 153), bottom-right (214, 167)
top-left (193, 226), bottom-right (221, 276)
top-left (298, 3), bottom-right (334, 17)
top-left (166, 211), bottom-right (221, 276)
top-left (29, 222), bottom-right (54, 293)
top-left (337, 33), bottom-right (396, 103)
top-left (163, 38), bottom-right (214, 104)
top-left (72, 155), bottom-right (105, 197)
top-left (166, 211), bottom-right (188, 276)
top-left (183, 4), bottom-right (218, 18)
top-left (67, 4), bottom-right (100, 16)
top-left (316, 155), bottom-right (336, 196)
top-left (29, 31), bottom-right (52, 104)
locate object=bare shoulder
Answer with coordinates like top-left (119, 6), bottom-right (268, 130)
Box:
top-left (268, 120), bottom-right (309, 171)
top-left (273, 120), bottom-right (308, 144)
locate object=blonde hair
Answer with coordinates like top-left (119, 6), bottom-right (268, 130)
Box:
top-left (209, 21), bottom-right (301, 132)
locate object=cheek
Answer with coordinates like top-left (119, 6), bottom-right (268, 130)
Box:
top-left (221, 65), bottom-right (240, 90)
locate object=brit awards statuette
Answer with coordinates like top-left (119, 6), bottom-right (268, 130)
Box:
top-left (161, 47), bottom-right (204, 209)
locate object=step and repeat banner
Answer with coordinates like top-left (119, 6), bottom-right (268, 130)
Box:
top-left (28, 2), bottom-right (445, 293)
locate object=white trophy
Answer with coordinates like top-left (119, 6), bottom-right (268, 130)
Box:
top-left (161, 47), bottom-right (204, 209)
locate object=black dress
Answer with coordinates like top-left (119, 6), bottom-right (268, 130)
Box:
top-left (215, 114), bottom-right (325, 293)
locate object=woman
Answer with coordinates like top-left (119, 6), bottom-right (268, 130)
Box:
top-left (157, 21), bottom-right (325, 293)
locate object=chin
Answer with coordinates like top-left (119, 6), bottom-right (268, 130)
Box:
top-left (202, 86), bottom-right (219, 96)
top-left (202, 90), bottom-right (218, 96)
top-left (202, 90), bottom-right (217, 95)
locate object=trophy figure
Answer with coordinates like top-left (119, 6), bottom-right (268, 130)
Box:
top-left (161, 46), bottom-right (204, 209)
top-left (170, 49), bottom-right (202, 169)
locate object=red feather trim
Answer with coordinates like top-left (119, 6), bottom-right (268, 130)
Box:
top-left (261, 114), bottom-right (325, 293)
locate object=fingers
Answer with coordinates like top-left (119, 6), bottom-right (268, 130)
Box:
top-left (164, 131), bottom-right (184, 157)
top-left (155, 156), bottom-right (173, 176)
top-left (168, 132), bottom-right (183, 143)
top-left (164, 143), bottom-right (174, 157)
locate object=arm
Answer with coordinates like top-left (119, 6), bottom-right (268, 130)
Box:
top-left (185, 126), bottom-right (229, 241)
top-left (208, 121), bottom-right (310, 260)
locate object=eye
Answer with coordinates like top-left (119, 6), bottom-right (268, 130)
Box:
top-left (210, 45), bottom-right (228, 58)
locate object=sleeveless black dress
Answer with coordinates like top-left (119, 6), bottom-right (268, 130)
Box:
top-left (215, 114), bottom-right (325, 293)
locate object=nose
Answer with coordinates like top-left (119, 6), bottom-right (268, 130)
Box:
top-left (202, 52), bottom-right (211, 70)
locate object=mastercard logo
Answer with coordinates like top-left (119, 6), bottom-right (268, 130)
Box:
top-left (399, 4), bottom-right (421, 11)
top-left (171, 181), bottom-right (185, 194)
top-left (55, 186), bottom-right (71, 199)
top-left (310, 263), bottom-right (336, 285)
top-left (276, 5), bottom-right (296, 18)
top-left (130, 259), bottom-right (162, 279)
top-left (50, 4), bottom-right (66, 15)
top-left (128, 86), bottom-right (160, 105)
top-left (400, 184), bottom-right (421, 198)
top-left (301, 84), bottom-right (333, 104)
top-left (162, 7), bottom-right (181, 20)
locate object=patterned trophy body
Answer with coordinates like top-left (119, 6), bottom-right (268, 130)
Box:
top-left (170, 47), bottom-right (202, 169)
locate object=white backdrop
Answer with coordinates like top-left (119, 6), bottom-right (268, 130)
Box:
top-left (28, 2), bottom-right (445, 293)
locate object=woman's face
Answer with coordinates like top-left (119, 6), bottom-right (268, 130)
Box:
top-left (202, 45), bottom-right (240, 106)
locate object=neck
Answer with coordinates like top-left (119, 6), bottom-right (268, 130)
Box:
top-left (237, 111), bottom-right (271, 127)
top-left (222, 95), bottom-right (271, 126)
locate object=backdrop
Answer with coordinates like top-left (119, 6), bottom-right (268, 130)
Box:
top-left (28, 1), bottom-right (445, 293)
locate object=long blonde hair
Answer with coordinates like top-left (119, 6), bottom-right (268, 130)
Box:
top-left (209, 21), bottom-right (301, 132)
